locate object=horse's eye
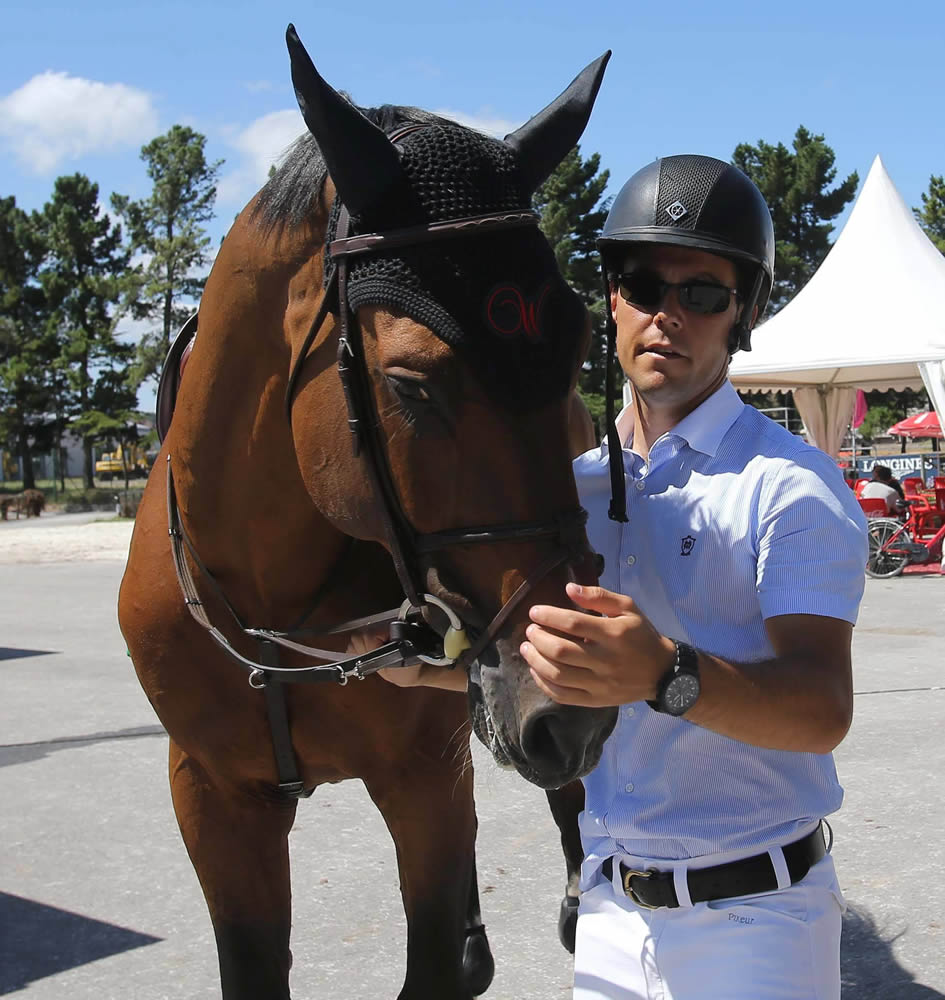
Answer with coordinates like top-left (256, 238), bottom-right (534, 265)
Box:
top-left (389, 377), bottom-right (431, 404)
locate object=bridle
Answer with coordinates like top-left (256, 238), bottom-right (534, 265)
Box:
top-left (167, 125), bottom-right (595, 694)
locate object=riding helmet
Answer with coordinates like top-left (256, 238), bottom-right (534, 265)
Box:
top-left (597, 154), bottom-right (775, 352)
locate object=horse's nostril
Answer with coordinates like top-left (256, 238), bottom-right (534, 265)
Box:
top-left (520, 710), bottom-right (575, 774)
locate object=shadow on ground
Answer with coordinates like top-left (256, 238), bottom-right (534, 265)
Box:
top-left (843, 903), bottom-right (944, 998)
top-left (0, 647), bottom-right (57, 661)
top-left (0, 892), bottom-right (161, 994)
top-left (0, 725), bottom-right (165, 768)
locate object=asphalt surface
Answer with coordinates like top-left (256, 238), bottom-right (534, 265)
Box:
top-left (1, 551), bottom-right (944, 999)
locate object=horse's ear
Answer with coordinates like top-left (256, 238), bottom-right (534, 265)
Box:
top-left (504, 51), bottom-right (611, 195)
top-left (286, 24), bottom-right (405, 216)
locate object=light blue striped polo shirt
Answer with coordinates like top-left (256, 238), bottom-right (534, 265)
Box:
top-left (574, 379), bottom-right (868, 870)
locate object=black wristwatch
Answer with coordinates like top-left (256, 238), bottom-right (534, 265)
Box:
top-left (647, 641), bottom-right (701, 716)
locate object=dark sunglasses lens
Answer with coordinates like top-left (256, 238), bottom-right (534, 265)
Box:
top-left (618, 271), bottom-right (663, 308)
top-left (679, 282), bottom-right (732, 314)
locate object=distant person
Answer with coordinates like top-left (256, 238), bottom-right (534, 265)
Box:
top-left (860, 465), bottom-right (904, 514)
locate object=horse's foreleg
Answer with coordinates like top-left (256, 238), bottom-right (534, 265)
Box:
top-left (546, 780), bottom-right (585, 954)
top-left (463, 851), bottom-right (495, 996)
top-left (365, 760), bottom-right (480, 1000)
top-left (168, 740), bottom-right (298, 1000)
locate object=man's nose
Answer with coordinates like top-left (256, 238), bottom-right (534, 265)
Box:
top-left (653, 289), bottom-right (685, 326)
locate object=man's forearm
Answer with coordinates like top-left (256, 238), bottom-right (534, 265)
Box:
top-left (685, 649), bottom-right (852, 754)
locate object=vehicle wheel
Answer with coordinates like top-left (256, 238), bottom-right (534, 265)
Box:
top-left (866, 518), bottom-right (911, 579)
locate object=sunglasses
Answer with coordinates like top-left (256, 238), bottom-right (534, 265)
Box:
top-left (616, 269), bottom-right (740, 315)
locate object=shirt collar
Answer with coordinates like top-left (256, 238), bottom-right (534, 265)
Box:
top-left (599, 379), bottom-right (744, 461)
top-left (670, 380), bottom-right (744, 457)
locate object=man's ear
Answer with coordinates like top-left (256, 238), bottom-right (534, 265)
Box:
top-left (610, 285), bottom-right (619, 320)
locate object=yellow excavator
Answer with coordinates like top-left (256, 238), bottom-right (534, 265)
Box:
top-left (95, 443), bottom-right (152, 481)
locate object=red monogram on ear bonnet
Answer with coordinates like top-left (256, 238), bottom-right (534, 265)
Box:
top-left (485, 282), bottom-right (551, 342)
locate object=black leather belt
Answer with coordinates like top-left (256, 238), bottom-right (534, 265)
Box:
top-left (600, 824), bottom-right (827, 910)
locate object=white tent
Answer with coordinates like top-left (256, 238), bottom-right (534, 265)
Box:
top-left (729, 156), bottom-right (945, 456)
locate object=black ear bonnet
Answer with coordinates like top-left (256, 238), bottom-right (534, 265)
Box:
top-left (324, 122), bottom-right (587, 411)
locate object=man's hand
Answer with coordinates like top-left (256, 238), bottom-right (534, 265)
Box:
top-left (343, 628), bottom-right (429, 688)
top-left (521, 582), bottom-right (675, 708)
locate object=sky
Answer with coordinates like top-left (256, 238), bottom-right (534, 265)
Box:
top-left (2, 0), bottom-right (943, 409)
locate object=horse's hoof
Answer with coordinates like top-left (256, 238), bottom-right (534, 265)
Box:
top-left (462, 924), bottom-right (495, 996)
top-left (558, 894), bottom-right (579, 954)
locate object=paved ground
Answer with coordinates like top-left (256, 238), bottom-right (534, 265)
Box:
top-left (1, 527), bottom-right (944, 998)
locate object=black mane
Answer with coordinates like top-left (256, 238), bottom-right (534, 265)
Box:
top-left (252, 103), bottom-right (461, 233)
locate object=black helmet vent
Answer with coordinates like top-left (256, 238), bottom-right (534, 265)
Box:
top-left (656, 156), bottom-right (726, 231)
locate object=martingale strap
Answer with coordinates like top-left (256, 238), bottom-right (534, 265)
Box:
top-left (258, 639), bottom-right (312, 799)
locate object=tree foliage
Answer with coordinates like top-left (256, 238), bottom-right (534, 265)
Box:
top-left (733, 126), bottom-right (858, 312)
top-left (857, 390), bottom-right (929, 443)
top-left (40, 174), bottom-right (135, 487)
top-left (112, 125), bottom-right (222, 387)
top-left (914, 174), bottom-right (945, 255)
top-left (532, 146), bottom-right (612, 428)
top-left (0, 197), bottom-right (56, 489)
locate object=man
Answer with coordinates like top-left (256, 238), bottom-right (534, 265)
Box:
top-left (382, 155), bottom-right (868, 998)
top-left (861, 464), bottom-right (904, 513)
top-left (519, 155), bottom-right (868, 999)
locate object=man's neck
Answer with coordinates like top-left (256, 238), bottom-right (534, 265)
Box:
top-left (629, 399), bottom-right (677, 461)
top-left (629, 378), bottom-right (728, 461)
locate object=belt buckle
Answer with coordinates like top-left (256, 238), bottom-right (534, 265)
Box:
top-left (622, 867), bottom-right (660, 909)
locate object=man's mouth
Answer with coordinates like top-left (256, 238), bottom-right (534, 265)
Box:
top-left (641, 344), bottom-right (685, 359)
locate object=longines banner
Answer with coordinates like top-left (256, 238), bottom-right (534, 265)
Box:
top-left (853, 454), bottom-right (943, 483)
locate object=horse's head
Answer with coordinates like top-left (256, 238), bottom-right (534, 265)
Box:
top-left (273, 26), bottom-right (617, 789)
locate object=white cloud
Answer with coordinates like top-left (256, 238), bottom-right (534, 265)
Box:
top-left (0, 71), bottom-right (158, 174)
top-left (431, 108), bottom-right (521, 139)
top-left (216, 109), bottom-right (305, 207)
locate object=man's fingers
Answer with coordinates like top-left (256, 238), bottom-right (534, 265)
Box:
top-left (521, 640), bottom-right (592, 693)
top-left (528, 584), bottom-right (637, 638)
top-left (524, 623), bottom-right (593, 668)
top-left (530, 667), bottom-right (594, 707)
top-left (565, 582), bottom-right (637, 616)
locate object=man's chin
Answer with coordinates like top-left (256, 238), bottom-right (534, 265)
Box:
top-left (631, 371), bottom-right (687, 401)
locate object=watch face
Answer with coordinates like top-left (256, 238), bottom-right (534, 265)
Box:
top-left (664, 673), bottom-right (700, 716)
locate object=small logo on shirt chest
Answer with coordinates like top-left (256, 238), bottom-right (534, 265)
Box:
top-left (680, 535), bottom-right (696, 556)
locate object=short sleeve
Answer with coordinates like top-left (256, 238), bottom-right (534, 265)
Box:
top-left (755, 451), bottom-right (868, 624)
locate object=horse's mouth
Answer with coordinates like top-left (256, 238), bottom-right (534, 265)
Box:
top-left (469, 690), bottom-right (514, 770)
top-left (467, 679), bottom-right (608, 788)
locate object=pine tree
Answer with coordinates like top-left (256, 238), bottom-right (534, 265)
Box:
top-left (532, 146), bottom-right (611, 428)
top-left (40, 174), bottom-right (134, 487)
top-left (914, 175), bottom-right (945, 255)
top-left (733, 127), bottom-right (858, 312)
top-left (112, 125), bottom-right (222, 387)
top-left (0, 197), bottom-right (55, 489)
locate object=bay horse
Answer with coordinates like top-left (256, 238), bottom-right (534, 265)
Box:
top-left (119, 25), bottom-right (613, 999)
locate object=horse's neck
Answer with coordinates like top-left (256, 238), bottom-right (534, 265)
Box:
top-left (169, 207), bottom-right (360, 627)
